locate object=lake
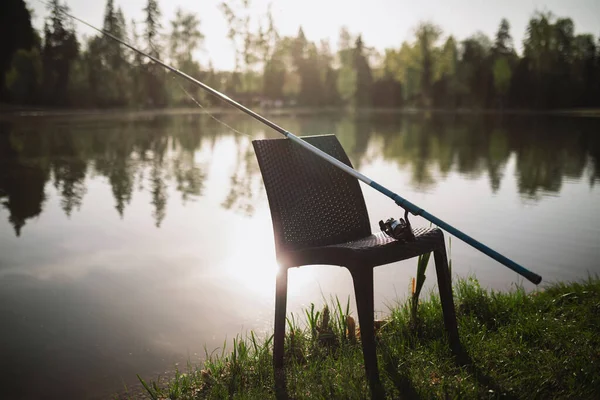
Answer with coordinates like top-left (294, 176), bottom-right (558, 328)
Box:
top-left (1, 111), bottom-right (599, 399)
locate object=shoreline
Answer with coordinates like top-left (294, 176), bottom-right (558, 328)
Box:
top-left (1, 105), bottom-right (599, 120)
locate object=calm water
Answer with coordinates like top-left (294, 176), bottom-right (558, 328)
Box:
top-left (1, 111), bottom-right (599, 399)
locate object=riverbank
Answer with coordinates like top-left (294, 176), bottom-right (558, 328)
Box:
top-left (129, 276), bottom-right (600, 399)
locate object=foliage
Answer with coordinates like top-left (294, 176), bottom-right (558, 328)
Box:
top-left (493, 57), bottom-right (511, 104)
top-left (41, 0), bottom-right (79, 106)
top-left (2, 1), bottom-right (600, 110)
top-left (5, 48), bottom-right (42, 104)
top-left (142, 0), bottom-right (166, 107)
top-left (0, 0), bottom-right (38, 100)
top-left (167, 8), bottom-right (204, 106)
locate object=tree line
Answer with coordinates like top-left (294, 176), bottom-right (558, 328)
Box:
top-left (1, 0), bottom-right (599, 110)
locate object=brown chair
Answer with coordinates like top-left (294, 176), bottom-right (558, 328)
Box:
top-left (252, 134), bottom-right (459, 399)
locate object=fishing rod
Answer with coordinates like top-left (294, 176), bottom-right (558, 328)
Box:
top-left (55, 5), bottom-right (542, 284)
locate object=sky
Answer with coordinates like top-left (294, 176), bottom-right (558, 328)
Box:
top-left (27, 0), bottom-right (600, 70)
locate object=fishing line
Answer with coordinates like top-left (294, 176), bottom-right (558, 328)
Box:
top-left (172, 77), bottom-right (254, 139)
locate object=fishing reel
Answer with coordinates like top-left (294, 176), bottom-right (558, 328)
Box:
top-left (379, 209), bottom-right (416, 242)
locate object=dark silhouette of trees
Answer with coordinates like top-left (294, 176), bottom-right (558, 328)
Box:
top-left (4, 48), bottom-right (43, 105)
top-left (1, 1), bottom-right (599, 110)
top-left (415, 23), bottom-right (442, 107)
top-left (519, 12), bottom-right (599, 109)
top-left (491, 19), bottom-right (516, 108)
top-left (353, 35), bottom-right (373, 107)
top-left (0, 0), bottom-right (38, 102)
top-left (431, 36), bottom-right (458, 108)
top-left (457, 33), bottom-right (494, 108)
top-left (41, 0), bottom-right (79, 106)
top-left (371, 75), bottom-right (403, 108)
top-left (142, 0), bottom-right (167, 107)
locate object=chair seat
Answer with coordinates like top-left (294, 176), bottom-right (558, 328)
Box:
top-left (278, 227), bottom-right (445, 269)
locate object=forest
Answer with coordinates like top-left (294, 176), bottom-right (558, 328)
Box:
top-left (1, 0), bottom-right (599, 110)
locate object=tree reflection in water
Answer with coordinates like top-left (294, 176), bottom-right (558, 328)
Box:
top-left (0, 113), bottom-right (598, 236)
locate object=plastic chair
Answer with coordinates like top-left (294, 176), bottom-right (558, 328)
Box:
top-left (252, 134), bottom-right (460, 398)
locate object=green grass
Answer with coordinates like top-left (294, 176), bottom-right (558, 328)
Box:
top-left (126, 275), bottom-right (600, 399)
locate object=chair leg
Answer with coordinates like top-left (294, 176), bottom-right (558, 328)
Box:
top-left (433, 245), bottom-right (461, 354)
top-left (351, 267), bottom-right (385, 399)
top-left (273, 267), bottom-right (288, 371)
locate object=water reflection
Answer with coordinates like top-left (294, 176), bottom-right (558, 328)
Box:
top-left (368, 114), bottom-right (600, 196)
top-left (0, 112), bottom-right (598, 399)
top-left (0, 113), bottom-right (599, 237)
top-left (221, 136), bottom-right (265, 216)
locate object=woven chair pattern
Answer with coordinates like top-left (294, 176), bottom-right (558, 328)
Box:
top-left (252, 135), bottom-right (371, 253)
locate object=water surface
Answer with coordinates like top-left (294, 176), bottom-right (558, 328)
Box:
top-left (1, 112), bottom-right (599, 399)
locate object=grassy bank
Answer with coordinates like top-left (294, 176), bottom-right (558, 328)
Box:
top-left (130, 276), bottom-right (600, 399)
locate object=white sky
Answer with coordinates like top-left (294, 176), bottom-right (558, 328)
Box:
top-left (27, 0), bottom-right (600, 70)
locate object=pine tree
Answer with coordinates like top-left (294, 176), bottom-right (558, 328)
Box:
top-left (353, 35), bottom-right (373, 107)
top-left (42, 0), bottom-right (79, 106)
top-left (494, 18), bottom-right (514, 56)
top-left (143, 0), bottom-right (166, 107)
top-left (144, 0), bottom-right (162, 57)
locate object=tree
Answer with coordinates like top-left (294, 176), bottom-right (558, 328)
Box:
top-left (143, 0), bottom-right (166, 107)
top-left (371, 74), bottom-right (402, 107)
top-left (0, 0), bottom-right (37, 100)
top-left (144, 0), bottom-right (162, 56)
top-left (90, 0), bottom-right (129, 106)
top-left (5, 48), bottom-right (42, 104)
top-left (353, 35), bottom-right (373, 107)
top-left (219, 0), bottom-right (260, 94)
top-left (283, 27), bottom-right (325, 106)
top-left (318, 40), bottom-right (339, 106)
top-left (396, 42), bottom-right (421, 103)
top-left (523, 12), bottom-right (562, 108)
top-left (432, 36), bottom-right (459, 108)
top-left (336, 27), bottom-right (357, 105)
top-left (494, 18), bottom-right (514, 56)
top-left (415, 22), bottom-right (442, 106)
top-left (130, 19), bottom-right (145, 106)
top-left (571, 34), bottom-right (597, 106)
top-left (493, 56), bottom-right (511, 108)
top-left (220, 0), bottom-right (247, 72)
top-left (42, 0), bottom-right (79, 106)
top-left (521, 12), bottom-right (598, 108)
top-left (259, 5), bottom-right (285, 102)
top-left (169, 8), bottom-right (204, 67)
top-left (168, 8), bottom-right (204, 105)
top-left (492, 19), bottom-right (515, 108)
top-left (263, 45), bottom-right (286, 101)
top-left (457, 33), bottom-right (493, 108)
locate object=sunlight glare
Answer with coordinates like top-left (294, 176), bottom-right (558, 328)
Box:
top-left (220, 215), bottom-right (279, 298)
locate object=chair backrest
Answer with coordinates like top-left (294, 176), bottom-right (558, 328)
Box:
top-left (252, 135), bottom-right (371, 254)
